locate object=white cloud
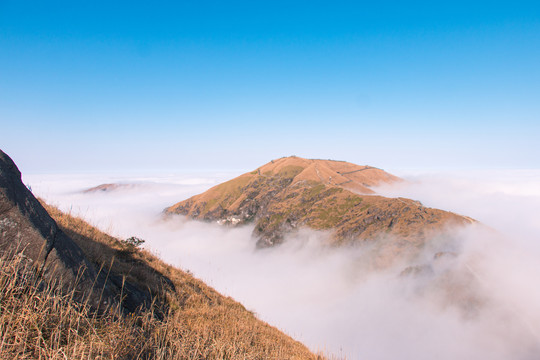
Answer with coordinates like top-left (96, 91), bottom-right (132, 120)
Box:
top-left (26, 170), bottom-right (540, 359)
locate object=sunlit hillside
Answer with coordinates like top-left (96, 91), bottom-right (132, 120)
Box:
top-left (0, 201), bottom-right (322, 360)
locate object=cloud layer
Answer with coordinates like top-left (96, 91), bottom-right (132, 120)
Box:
top-left (25, 170), bottom-right (540, 359)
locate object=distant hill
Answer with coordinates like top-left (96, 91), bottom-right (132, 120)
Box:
top-left (165, 156), bottom-right (474, 259)
top-left (0, 150), bottom-right (319, 359)
top-left (83, 183), bottom-right (130, 193)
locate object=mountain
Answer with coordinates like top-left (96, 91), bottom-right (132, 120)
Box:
top-left (165, 156), bottom-right (474, 252)
top-left (0, 150), bottom-right (318, 359)
top-left (83, 183), bottom-right (127, 192)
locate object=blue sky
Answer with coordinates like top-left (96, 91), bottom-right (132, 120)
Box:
top-left (1, 1), bottom-right (539, 173)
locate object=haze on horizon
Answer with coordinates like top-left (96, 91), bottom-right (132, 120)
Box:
top-left (1, 1), bottom-right (539, 173)
top-left (24, 167), bottom-right (540, 359)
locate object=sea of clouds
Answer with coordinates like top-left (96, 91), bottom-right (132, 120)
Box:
top-left (24, 169), bottom-right (540, 359)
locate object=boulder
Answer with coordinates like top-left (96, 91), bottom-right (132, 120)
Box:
top-left (0, 149), bottom-right (110, 307)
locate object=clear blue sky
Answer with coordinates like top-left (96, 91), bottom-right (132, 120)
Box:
top-left (1, 1), bottom-right (539, 173)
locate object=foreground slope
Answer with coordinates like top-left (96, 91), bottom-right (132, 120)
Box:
top-left (0, 150), bottom-right (319, 359)
top-left (0, 149), bottom-right (118, 308)
top-left (42, 204), bottom-right (319, 359)
top-left (166, 156), bottom-right (473, 250)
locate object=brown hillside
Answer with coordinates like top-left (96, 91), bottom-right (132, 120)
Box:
top-left (42, 203), bottom-right (320, 359)
top-left (165, 156), bottom-right (473, 255)
top-left (0, 150), bottom-right (320, 359)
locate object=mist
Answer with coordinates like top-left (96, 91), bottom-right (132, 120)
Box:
top-left (24, 170), bottom-right (540, 359)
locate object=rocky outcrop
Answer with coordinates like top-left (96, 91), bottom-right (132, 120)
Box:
top-left (0, 150), bottom-right (100, 290)
top-left (0, 149), bottom-right (158, 313)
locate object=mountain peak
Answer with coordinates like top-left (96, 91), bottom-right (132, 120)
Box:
top-left (254, 156), bottom-right (401, 194)
top-left (165, 157), bottom-right (472, 253)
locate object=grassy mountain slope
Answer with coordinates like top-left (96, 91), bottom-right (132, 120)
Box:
top-left (166, 156), bottom-right (473, 248)
top-left (0, 201), bottom-right (320, 360)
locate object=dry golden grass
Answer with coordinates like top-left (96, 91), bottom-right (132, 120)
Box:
top-left (166, 156), bottom-right (401, 218)
top-left (0, 202), bottom-right (325, 359)
top-left (166, 156), bottom-right (470, 252)
top-left (0, 251), bottom-right (150, 359)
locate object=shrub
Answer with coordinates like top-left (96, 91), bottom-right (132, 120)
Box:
top-left (121, 236), bottom-right (145, 248)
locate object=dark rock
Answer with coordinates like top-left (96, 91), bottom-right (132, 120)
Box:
top-left (0, 149), bottom-right (162, 314)
top-left (434, 251), bottom-right (458, 260)
top-left (0, 150), bottom-right (109, 305)
top-left (400, 264), bottom-right (434, 277)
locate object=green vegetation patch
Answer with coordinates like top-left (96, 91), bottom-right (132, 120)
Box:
top-left (360, 204), bottom-right (371, 211)
top-left (277, 165), bottom-right (304, 179)
top-left (268, 213), bottom-right (286, 230)
top-left (203, 198), bottom-right (218, 213)
top-left (203, 176), bottom-right (252, 212)
top-left (308, 194), bottom-right (363, 228)
top-left (312, 207), bottom-right (342, 229)
top-left (308, 183), bottom-right (326, 197)
top-left (338, 196), bottom-right (363, 211)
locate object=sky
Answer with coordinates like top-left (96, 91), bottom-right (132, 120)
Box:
top-left (1, 1), bottom-right (539, 173)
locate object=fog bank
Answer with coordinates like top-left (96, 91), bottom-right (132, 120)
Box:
top-left (25, 170), bottom-right (540, 359)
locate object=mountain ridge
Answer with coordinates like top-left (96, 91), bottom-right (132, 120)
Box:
top-left (165, 156), bottom-right (474, 257)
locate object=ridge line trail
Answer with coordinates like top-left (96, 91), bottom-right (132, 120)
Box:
top-left (315, 164), bottom-right (324, 183)
top-left (336, 166), bottom-right (374, 176)
top-left (390, 197), bottom-right (474, 222)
